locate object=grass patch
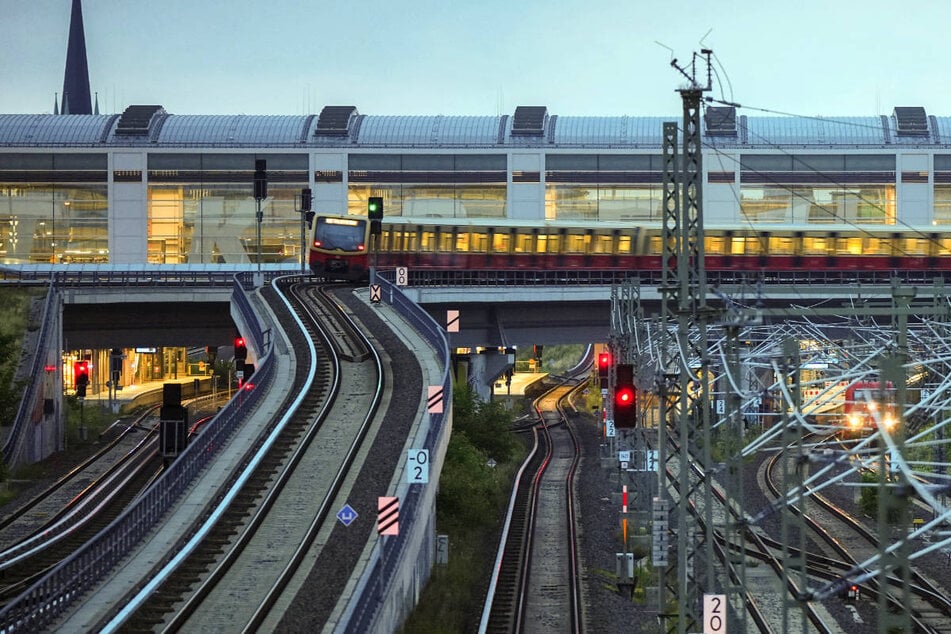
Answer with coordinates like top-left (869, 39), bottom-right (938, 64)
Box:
top-left (400, 383), bottom-right (526, 632)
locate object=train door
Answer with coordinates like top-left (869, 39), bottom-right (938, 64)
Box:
top-left (889, 232), bottom-right (901, 269)
top-left (792, 231), bottom-right (804, 269)
top-left (408, 224), bottom-right (423, 267)
top-left (582, 228), bottom-right (595, 268)
top-left (554, 227), bottom-right (569, 268)
top-left (721, 230), bottom-right (734, 270)
top-left (758, 231), bottom-right (770, 268)
top-left (512, 228), bottom-right (535, 269)
top-left (827, 231), bottom-right (840, 268)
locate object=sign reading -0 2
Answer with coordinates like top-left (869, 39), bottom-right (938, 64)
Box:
top-left (407, 449), bottom-right (429, 483)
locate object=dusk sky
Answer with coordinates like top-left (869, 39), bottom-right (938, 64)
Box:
top-left (1, 0), bottom-right (947, 118)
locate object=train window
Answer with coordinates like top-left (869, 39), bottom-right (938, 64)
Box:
top-left (615, 235), bottom-right (632, 255)
top-left (391, 228), bottom-right (406, 253)
top-left (706, 236), bottom-right (725, 255)
top-left (844, 237), bottom-right (862, 255)
top-left (747, 237), bottom-right (764, 255)
top-left (647, 236), bottom-right (663, 255)
top-left (469, 229), bottom-right (488, 253)
top-left (492, 232), bottom-right (511, 254)
top-left (862, 237), bottom-right (885, 255)
top-left (419, 229), bottom-right (436, 253)
top-left (904, 238), bottom-right (929, 255)
top-left (564, 234), bottom-right (587, 254)
top-left (536, 234), bottom-right (559, 254)
top-left (513, 232), bottom-right (533, 253)
top-left (403, 228), bottom-right (418, 252)
top-left (592, 234), bottom-right (613, 254)
top-left (378, 227), bottom-right (392, 251)
top-left (937, 237), bottom-right (951, 255)
top-left (435, 230), bottom-right (453, 253)
top-left (768, 236), bottom-right (794, 254)
top-left (802, 237), bottom-right (828, 255)
top-left (451, 231), bottom-right (469, 253)
top-left (312, 217), bottom-right (367, 252)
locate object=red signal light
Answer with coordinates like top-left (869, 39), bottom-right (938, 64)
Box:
top-left (74, 360), bottom-right (90, 398)
top-left (614, 363), bottom-right (636, 428)
top-left (235, 337), bottom-right (248, 361)
top-left (597, 351), bottom-right (612, 378)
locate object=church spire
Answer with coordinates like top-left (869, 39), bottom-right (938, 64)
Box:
top-left (61, 0), bottom-right (92, 115)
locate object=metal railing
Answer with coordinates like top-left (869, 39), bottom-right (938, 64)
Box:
top-left (0, 264), bottom-right (299, 287)
top-left (3, 283), bottom-right (59, 467)
top-left (340, 275), bottom-right (452, 633)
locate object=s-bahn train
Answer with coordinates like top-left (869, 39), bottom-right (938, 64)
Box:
top-left (308, 215), bottom-right (370, 278)
top-left (843, 381), bottom-right (897, 436)
top-left (307, 212), bottom-right (951, 282)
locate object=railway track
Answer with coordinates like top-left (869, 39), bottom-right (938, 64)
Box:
top-left (97, 280), bottom-right (385, 631)
top-left (0, 391), bottom-right (225, 610)
top-left (481, 374), bottom-right (584, 633)
top-left (658, 434), bottom-right (824, 633)
top-left (764, 440), bottom-right (951, 631)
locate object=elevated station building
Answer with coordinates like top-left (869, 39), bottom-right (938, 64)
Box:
top-left (0, 105), bottom-right (949, 266)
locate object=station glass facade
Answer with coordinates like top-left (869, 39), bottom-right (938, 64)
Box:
top-left (0, 153), bottom-right (108, 264)
top-left (544, 154), bottom-right (664, 221)
top-left (6, 146), bottom-right (951, 266)
top-left (346, 154), bottom-right (507, 219)
top-left (146, 154), bottom-right (308, 264)
top-left (738, 154), bottom-right (897, 224)
top-left (932, 155), bottom-right (951, 225)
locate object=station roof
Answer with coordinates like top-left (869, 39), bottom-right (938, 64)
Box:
top-left (0, 106), bottom-right (949, 149)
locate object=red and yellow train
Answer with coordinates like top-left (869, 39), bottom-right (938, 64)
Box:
top-left (843, 380), bottom-right (897, 436)
top-left (308, 213), bottom-right (951, 282)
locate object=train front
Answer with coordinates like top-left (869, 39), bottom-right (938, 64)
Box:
top-left (309, 215), bottom-right (370, 280)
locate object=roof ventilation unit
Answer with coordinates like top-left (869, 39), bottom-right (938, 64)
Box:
top-left (704, 106), bottom-right (737, 136)
top-left (893, 106), bottom-right (929, 136)
top-left (511, 106), bottom-right (548, 136)
top-left (315, 106), bottom-right (358, 137)
top-left (114, 105), bottom-right (166, 136)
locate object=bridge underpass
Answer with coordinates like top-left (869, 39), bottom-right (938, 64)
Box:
top-left (63, 301), bottom-right (235, 349)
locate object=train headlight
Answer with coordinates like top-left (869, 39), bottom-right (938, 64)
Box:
top-left (883, 414), bottom-right (897, 431)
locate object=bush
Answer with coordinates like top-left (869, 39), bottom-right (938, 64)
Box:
top-left (404, 383), bottom-right (525, 632)
top-left (858, 470), bottom-right (903, 523)
top-left (450, 384), bottom-right (520, 464)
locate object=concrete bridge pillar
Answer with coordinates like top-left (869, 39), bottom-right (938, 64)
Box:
top-left (459, 348), bottom-right (515, 402)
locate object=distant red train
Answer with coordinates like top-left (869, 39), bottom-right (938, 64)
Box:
top-left (843, 381), bottom-right (897, 435)
top-left (308, 213), bottom-right (951, 281)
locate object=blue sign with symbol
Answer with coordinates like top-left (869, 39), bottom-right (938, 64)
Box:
top-left (337, 503), bottom-right (358, 527)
